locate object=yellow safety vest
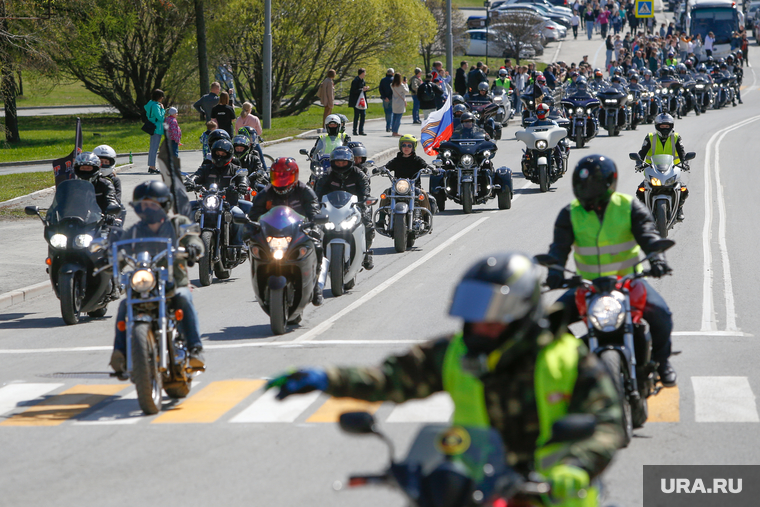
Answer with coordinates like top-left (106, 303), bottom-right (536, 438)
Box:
top-left (645, 132), bottom-right (680, 165)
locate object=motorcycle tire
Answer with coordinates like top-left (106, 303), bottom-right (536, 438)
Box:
top-left (435, 192), bottom-right (446, 212)
top-left (164, 382), bottom-right (191, 399)
top-left (393, 216), bottom-right (407, 253)
top-left (462, 182), bottom-right (473, 214)
top-left (330, 243), bottom-right (345, 297)
top-left (575, 130), bottom-right (584, 149)
top-left (132, 322), bottom-right (163, 415)
top-left (87, 306), bottom-right (108, 319)
top-left (654, 200), bottom-right (669, 238)
top-left (538, 165), bottom-right (549, 193)
top-left (406, 234), bottom-right (415, 250)
top-left (270, 286), bottom-right (288, 335)
top-left (632, 396), bottom-right (649, 429)
top-left (59, 272), bottom-right (82, 326)
top-left (607, 116), bottom-right (616, 137)
top-left (498, 190), bottom-right (512, 210)
top-left (199, 231), bottom-right (214, 287)
top-left (600, 349), bottom-right (633, 447)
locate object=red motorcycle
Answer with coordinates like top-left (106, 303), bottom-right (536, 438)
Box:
top-left (536, 238), bottom-right (674, 447)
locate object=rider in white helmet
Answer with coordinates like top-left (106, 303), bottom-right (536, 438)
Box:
top-left (310, 113), bottom-right (349, 161)
top-left (92, 145), bottom-right (122, 203)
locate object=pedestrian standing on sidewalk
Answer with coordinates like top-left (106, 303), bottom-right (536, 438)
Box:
top-left (409, 68), bottom-right (423, 124)
top-left (193, 81), bottom-right (220, 122)
top-left (144, 89), bottom-right (165, 175)
top-left (349, 68), bottom-right (369, 136)
top-left (235, 102), bottom-right (263, 137)
top-left (704, 31), bottom-right (715, 58)
top-left (584, 4), bottom-right (596, 39)
top-left (165, 107), bottom-right (181, 157)
top-left (380, 68), bottom-right (395, 132)
top-left (455, 61), bottom-right (468, 95)
top-left (571, 10), bottom-right (580, 39)
top-left (605, 35), bottom-right (614, 70)
top-left (417, 73), bottom-right (441, 121)
top-left (317, 70), bottom-right (336, 127)
top-left (211, 91), bottom-right (236, 137)
top-left (391, 73), bottom-right (408, 137)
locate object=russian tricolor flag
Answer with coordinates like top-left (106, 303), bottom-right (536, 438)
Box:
top-left (420, 85), bottom-right (453, 156)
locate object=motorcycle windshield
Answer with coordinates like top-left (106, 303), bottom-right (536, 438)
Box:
top-left (324, 191), bottom-right (354, 209)
top-left (651, 154), bottom-right (675, 173)
top-left (259, 205), bottom-right (304, 237)
top-left (313, 137), bottom-right (342, 158)
top-left (46, 179), bottom-right (102, 226)
top-left (397, 425), bottom-right (511, 498)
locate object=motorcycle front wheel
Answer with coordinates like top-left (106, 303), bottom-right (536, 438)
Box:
top-left (199, 231), bottom-right (214, 287)
top-left (654, 200), bottom-right (669, 238)
top-left (270, 286), bottom-right (288, 335)
top-left (59, 272), bottom-right (82, 325)
top-left (575, 129), bottom-right (584, 149)
top-left (132, 323), bottom-right (163, 415)
top-left (330, 243), bottom-right (345, 297)
top-left (600, 349), bottom-right (633, 447)
top-left (538, 165), bottom-right (549, 193)
top-left (462, 182), bottom-right (473, 214)
top-left (393, 216), bottom-right (407, 253)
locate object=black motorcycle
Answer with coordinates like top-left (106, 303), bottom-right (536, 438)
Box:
top-left (597, 84), bottom-right (629, 136)
top-left (374, 167), bottom-right (434, 252)
top-left (467, 99), bottom-right (503, 140)
top-left (188, 182), bottom-right (249, 287)
top-left (560, 94), bottom-right (600, 149)
top-left (235, 206), bottom-right (327, 335)
top-left (337, 411), bottom-right (598, 507)
top-left (25, 179), bottom-right (121, 325)
top-left (693, 75), bottom-right (714, 111)
top-left (430, 134), bottom-right (512, 213)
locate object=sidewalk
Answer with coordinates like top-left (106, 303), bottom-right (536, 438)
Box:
top-left (0, 115), bottom-right (410, 297)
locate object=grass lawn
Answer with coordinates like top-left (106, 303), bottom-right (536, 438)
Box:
top-left (0, 105), bottom-right (385, 164)
top-left (454, 0), bottom-right (487, 7)
top-left (0, 171), bottom-right (54, 203)
top-left (0, 75), bottom-right (103, 108)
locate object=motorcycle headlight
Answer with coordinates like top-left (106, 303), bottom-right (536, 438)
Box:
top-left (267, 236), bottom-right (292, 260)
top-left (587, 108), bottom-right (592, 114)
top-left (588, 294), bottom-right (626, 332)
top-left (627, 94), bottom-right (633, 100)
top-left (442, 150), bottom-right (452, 159)
top-left (482, 150), bottom-right (492, 159)
top-left (529, 100), bottom-right (534, 105)
top-left (74, 234), bottom-right (93, 249)
top-left (535, 140), bottom-right (548, 150)
top-left (493, 96), bottom-right (503, 104)
top-left (130, 269), bottom-right (156, 293)
top-left (323, 222), bottom-right (336, 230)
top-left (665, 176), bottom-right (678, 186)
top-left (604, 99), bottom-right (618, 104)
top-left (395, 179), bottom-right (411, 194)
top-left (650, 177), bottom-right (662, 186)
top-left (50, 233), bottom-right (68, 249)
top-left (460, 154), bottom-right (474, 168)
top-left (204, 195), bottom-right (220, 209)
top-left (340, 214), bottom-right (359, 230)
top-left (576, 107), bottom-right (584, 115)
top-left (668, 89), bottom-right (674, 94)
top-left (696, 84), bottom-right (705, 89)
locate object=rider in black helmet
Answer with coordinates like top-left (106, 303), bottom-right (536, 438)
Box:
top-left (73, 152), bottom-right (120, 215)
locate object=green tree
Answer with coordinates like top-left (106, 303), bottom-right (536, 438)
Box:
top-left (211, 0), bottom-right (436, 117)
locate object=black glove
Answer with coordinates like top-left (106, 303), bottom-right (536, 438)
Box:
top-left (237, 183), bottom-right (249, 196)
top-left (649, 259), bottom-right (672, 278)
top-left (546, 269), bottom-right (565, 290)
top-left (184, 179), bottom-right (196, 192)
top-left (682, 161), bottom-right (690, 171)
top-left (186, 244), bottom-right (202, 267)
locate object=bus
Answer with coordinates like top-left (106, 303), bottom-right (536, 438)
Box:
top-left (689, 0), bottom-right (740, 60)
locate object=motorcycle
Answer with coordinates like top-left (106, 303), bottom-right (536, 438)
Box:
top-left (630, 151), bottom-right (696, 238)
top-left (430, 134), bottom-right (512, 213)
top-left (693, 75), bottom-right (715, 112)
top-left (90, 227), bottom-right (203, 414)
top-left (659, 80), bottom-right (685, 118)
top-left (491, 87), bottom-right (515, 125)
top-left (679, 75), bottom-right (701, 116)
top-left (337, 411), bottom-right (598, 507)
top-left (560, 94), bottom-right (600, 149)
top-left (25, 179), bottom-right (122, 325)
top-left (373, 167), bottom-right (434, 253)
top-left (299, 146), bottom-right (335, 188)
top-left (188, 181), bottom-right (249, 287)
top-left (515, 121), bottom-right (568, 192)
top-left (234, 206), bottom-right (327, 335)
top-left (627, 88), bottom-right (645, 130)
top-left (467, 99), bottom-right (503, 140)
top-left (713, 74), bottom-right (736, 109)
top-left (536, 238), bottom-right (676, 446)
top-left (597, 84), bottom-right (630, 136)
top-left (318, 191), bottom-right (376, 297)
top-left (244, 167), bottom-right (270, 202)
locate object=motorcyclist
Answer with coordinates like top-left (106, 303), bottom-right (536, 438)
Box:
top-left (491, 68), bottom-right (515, 108)
top-left (725, 55), bottom-right (743, 104)
top-left (452, 103), bottom-right (468, 129)
top-left (637, 113), bottom-right (689, 221)
top-left (465, 81), bottom-right (493, 102)
top-left (346, 141), bottom-right (372, 176)
top-left (109, 181), bottom-right (206, 377)
top-left (546, 155), bottom-right (677, 387)
top-left (676, 63), bottom-right (701, 116)
top-left (238, 126), bottom-right (268, 170)
top-left (232, 134), bottom-right (264, 178)
top-left (266, 252), bottom-right (624, 507)
top-left (590, 69), bottom-right (608, 92)
top-left (336, 114), bottom-right (351, 138)
top-left (249, 157), bottom-right (326, 306)
top-left (696, 63), bottom-right (713, 84)
top-left (93, 145), bottom-right (122, 204)
top-left (451, 94), bottom-right (468, 109)
top-left (378, 135), bottom-right (435, 221)
top-left (185, 139), bottom-right (252, 245)
top-left (72, 152), bottom-right (120, 216)
top-left (311, 114), bottom-right (349, 162)
top-left (451, 111), bottom-right (490, 141)
top-left (314, 146), bottom-right (374, 270)
top-left (525, 104), bottom-right (565, 171)
top-left (640, 69), bottom-right (658, 90)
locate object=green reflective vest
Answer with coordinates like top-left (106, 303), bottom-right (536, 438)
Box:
top-left (494, 77), bottom-right (512, 91)
top-left (665, 58), bottom-right (678, 66)
top-left (570, 192), bottom-right (642, 280)
top-left (318, 134), bottom-right (344, 156)
top-left (645, 132), bottom-right (680, 165)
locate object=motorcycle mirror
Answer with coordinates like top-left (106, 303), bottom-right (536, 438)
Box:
top-left (105, 204), bottom-right (122, 216)
top-left (313, 214), bottom-right (330, 225)
top-left (365, 198), bottom-right (378, 206)
top-left (534, 254), bottom-right (559, 267)
top-left (24, 205), bottom-right (40, 216)
top-left (371, 168), bottom-right (380, 175)
top-left (339, 411), bottom-right (378, 435)
top-left (299, 149), bottom-right (309, 156)
top-left (88, 237), bottom-right (106, 253)
top-left (629, 153), bottom-right (642, 162)
top-left (365, 160), bottom-right (375, 165)
top-left (684, 152), bottom-right (696, 162)
top-left (432, 159), bottom-right (443, 167)
top-left (650, 238), bottom-right (676, 253)
top-left (549, 414), bottom-right (597, 444)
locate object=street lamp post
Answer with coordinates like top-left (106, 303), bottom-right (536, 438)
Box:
top-left (446, 0), bottom-right (453, 77)
top-left (263, 0), bottom-right (272, 129)
top-left (484, 0), bottom-right (490, 66)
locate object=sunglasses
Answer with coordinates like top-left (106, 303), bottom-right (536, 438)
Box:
top-left (401, 143), bottom-right (414, 148)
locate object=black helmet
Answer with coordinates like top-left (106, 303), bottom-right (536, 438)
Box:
top-left (73, 152), bottom-right (102, 182)
top-left (132, 180), bottom-right (173, 215)
top-left (211, 139), bottom-right (234, 168)
top-left (238, 126), bottom-right (258, 145)
top-left (346, 141), bottom-right (367, 163)
top-left (232, 135), bottom-right (252, 158)
top-left (460, 112), bottom-right (475, 128)
top-left (452, 94), bottom-right (466, 106)
top-left (654, 113), bottom-right (675, 140)
top-left (453, 104), bottom-right (468, 118)
top-left (207, 129), bottom-right (231, 148)
top-left (477, 81), bottom-right (489, 94)
top-left (676, 63), bottom-right (687, 75)
top-left (329, 146), bottom-right (354, 176)
top-left (572, 155), bottom-right (618, 211)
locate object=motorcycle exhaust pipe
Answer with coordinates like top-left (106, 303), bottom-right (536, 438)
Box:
top-left (318, 257), bottom-right (329, 287)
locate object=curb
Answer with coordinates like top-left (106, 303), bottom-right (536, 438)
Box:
top-left (0, 281), bottom-right (51, 310)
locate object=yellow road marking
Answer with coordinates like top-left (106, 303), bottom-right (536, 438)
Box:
top-left (647, 385), bottom-right (679, 423)
top-left (152, 380), bottom-right (265, 424)
top-left (0, 384), bottom-right (127, 427)
top-left (306, 397), bottom-right (382, 423)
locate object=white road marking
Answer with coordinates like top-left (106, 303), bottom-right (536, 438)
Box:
top-left (671, 331), bottom-right (750, 337)
top-left (592, 41), bottom-right (604, 68)
top-left (551, 41), bottom-right (563, 64)
top-left (0, 383), bottom-right (62, 416)
top-left (692, 376), bottom-right (759, 423)
top-left (230, 389), bottom-right (320, 423)
top-left (292, 216), bottom-right (490, 342)
top-left (386, 392), bottom-right (454, 423)
top-left (74, 390), bottom-right (143, 425)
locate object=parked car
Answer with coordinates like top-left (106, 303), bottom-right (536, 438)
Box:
top-left (543, 18), bottom-right (567, 40)
top-left (493, 3), bottom-right (571, 28)
top-left (503, 0), bottom-right (572, 16)
top-left (464, 28), bottom-right (537, 59)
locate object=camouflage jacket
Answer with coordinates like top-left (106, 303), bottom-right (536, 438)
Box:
top-left (325, 331), bottom-right (623, 479)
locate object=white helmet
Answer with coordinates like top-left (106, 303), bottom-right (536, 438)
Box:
top-left (324, 114), bottom-right (341, 136)
top-left (93, 145), bottom-right (117, 175)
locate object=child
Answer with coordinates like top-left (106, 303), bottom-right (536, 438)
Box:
top-left (165, 107), bottom-right (182, 157)
top-left (200, 119), bottom-right (218, 160)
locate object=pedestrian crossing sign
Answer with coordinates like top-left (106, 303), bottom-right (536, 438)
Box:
top-left (635, 0), bottom-right (654, 17)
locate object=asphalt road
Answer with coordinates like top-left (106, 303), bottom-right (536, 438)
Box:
top-left (2, 29), bottom-right (759, 507)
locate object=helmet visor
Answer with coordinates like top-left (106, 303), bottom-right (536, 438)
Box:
top-left (270, 170), bottom-right (296, 188)
top-left (449, 279), bottom-right (531, 324)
